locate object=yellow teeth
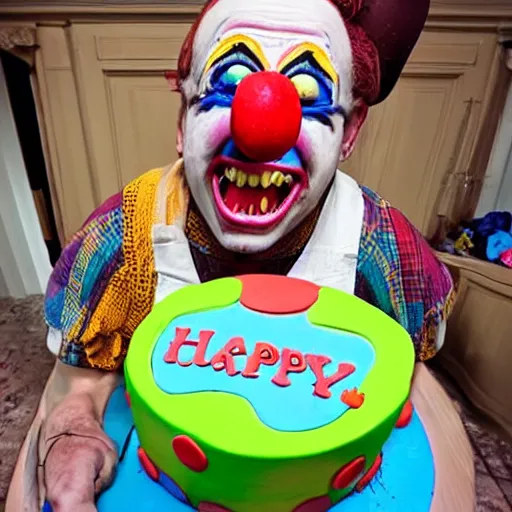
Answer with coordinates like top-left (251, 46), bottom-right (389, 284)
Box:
top-left (248, 174), bottom-right (259, 187)
top-left (260, 196), bottom-right (268, 214)
top-left (261, 171), bottom-right (272, 188)
top-left (224, 167), bottom-right (293, 189)
top-left (224, 167), bottom-right (237, 182)
top-left (271, 171), bottom-right (285, 187)
top-left (236, 170), bottom-right (247, 188)
top-left (248, 204), bottom-right (255, 215)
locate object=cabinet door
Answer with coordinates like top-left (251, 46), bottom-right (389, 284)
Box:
top-left (344, 30), bottom-right (497, 236)
top-left (70, 23), bottom-right (190, 202)
top-left (437, 253), bottom-right (512, 439)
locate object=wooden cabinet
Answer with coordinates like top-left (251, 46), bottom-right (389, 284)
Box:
top-left (35, 23), bottom-right (192, 239)
top-left (344, 30), bottom-right (498, 236)
top-left (6, 3), bottom-right (509, 241)
top-left (437, 253), bottom-right (512, 441)
top-left (70, 23), bottom-right (190, 201)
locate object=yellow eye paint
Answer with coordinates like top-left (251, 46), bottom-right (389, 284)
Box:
top-left (291, 74), bottom-right (320, 101)
top-left (278, 43), bottom-right (338, 85)
top-left (204, 34), bottom-right (270, 75)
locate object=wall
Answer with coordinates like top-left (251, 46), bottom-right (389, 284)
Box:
top-left (0, 268), bottom-right (8, 298)
top-left (496, 140), bottom-right (512, 212)
top-left (0, 59), bottom-right (52, 297)
top-left (475, 81), bottom-right (512, 217)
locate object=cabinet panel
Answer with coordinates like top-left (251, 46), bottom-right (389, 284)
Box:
top-left (344, 29), bottom-right (497, 236)
top-left (437, 253), bottom-right (512, 439)
top-left (345, 75), bottom-right (460, 231)
top-left (68, 23), bottom-right (498, 238)
top-left (70, 23), bottom-right (190, 202)
top-left (35, 26), bottom-right (97, 241)
top-left (107, 75), bottom-right (181, 186)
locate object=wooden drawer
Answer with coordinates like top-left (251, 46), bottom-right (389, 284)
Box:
top-left (437, 253), bottom-right (512, 440)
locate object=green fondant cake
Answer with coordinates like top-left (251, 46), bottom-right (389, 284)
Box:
top-left (124, 275), bottom-right (415, 511)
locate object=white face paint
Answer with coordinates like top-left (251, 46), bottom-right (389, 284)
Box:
top-left (181, 0), bottom-right (353, 253)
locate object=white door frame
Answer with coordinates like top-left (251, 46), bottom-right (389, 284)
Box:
top-left (0, 60), bottom-right (52, 298)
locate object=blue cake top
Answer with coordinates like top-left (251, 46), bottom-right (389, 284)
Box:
top-left (152, 301), bottom-right (375, 432)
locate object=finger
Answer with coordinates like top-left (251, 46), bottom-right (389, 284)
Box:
top-left (94, 447), bottom-right (118, 494)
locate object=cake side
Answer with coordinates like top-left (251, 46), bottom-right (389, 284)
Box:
top-left (125, 275), bottom-right (415, 511)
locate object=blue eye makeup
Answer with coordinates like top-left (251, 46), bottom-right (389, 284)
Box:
top-left (197, 46), bottom-right (345, 130)
top-left (282, 53), bottom-right (344, 128)
top-left (198, 46), bottom-right (263, 112)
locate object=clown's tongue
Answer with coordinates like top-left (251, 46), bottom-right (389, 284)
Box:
top-left (219, 169), bottom-right (292, 215)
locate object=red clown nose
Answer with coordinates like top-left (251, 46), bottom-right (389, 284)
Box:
top-left (231, 71), bottom-right (302, 163)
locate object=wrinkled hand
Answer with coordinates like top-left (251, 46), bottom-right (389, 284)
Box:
top-left (41, 392), bottom-right (117, 512)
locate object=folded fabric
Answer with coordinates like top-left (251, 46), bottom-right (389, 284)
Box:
top-left (472, 211), bottom-right (512, 238)
top-left (500, 248), bottom-right (512, 268)
top-left (486, 230), bottom-right (512, 261)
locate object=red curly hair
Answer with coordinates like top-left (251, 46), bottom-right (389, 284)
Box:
top-left (176, 0), bottom-right (380, 106)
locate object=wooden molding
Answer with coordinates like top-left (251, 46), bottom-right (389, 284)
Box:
top-left (0, 1), bottom-right (511, 29)
top-left (436, 251), bottom-right (512, 286)
top-left (0, 3), bottom-right (203, 17)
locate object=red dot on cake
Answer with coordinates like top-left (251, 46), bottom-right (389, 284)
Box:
top-left (172, 435), bottom-right (208, 472)
top-left (198, 502), bottom-right (232, 512)
top-left (331, 456), bottom-right (366, 490)
top-left (293, 495), bottom-right (332, 512)
top-left (356, 453), bottom-right (383, 492)
top-left (137, 447), bottom-right (159, 481)
top-left (237, 274), bottom-right (320, 314)
top-left (395, 399), bottom-right (413, 428)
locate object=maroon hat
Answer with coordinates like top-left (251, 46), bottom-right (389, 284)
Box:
top-left (332, 0), bottom-right (430, 104)
top-left (177, 0), bottom-right (430, 106)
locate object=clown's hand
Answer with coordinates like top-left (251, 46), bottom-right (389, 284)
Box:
top-left (39, 372), bottom-right (118, 512)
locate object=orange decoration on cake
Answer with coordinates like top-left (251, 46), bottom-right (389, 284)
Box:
top-left (341, 388), bottom-right (365, 409)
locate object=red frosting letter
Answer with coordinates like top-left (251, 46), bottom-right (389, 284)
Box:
top-left (306, 355), bottom-right (356, 398)
top-left (164, 327), bottom-right (214, 367)
top-left (210, 337), bottom-right (247, 376)
top-left (242, 342), bottom-right (280, 378)
top-left (271, 349), bottom-right (307, 387)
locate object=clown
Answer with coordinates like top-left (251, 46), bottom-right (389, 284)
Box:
top-left (7, 0), bottom-right (459, 510)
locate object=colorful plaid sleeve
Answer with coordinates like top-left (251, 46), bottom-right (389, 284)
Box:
top-left (356, 187), bottom-right (456, 361)
top-left (44, 169), bottom-right (162, 370)
top-left (44, 192), bottom-right (125, 369)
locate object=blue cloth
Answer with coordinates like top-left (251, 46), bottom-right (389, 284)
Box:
top-left (473, 211), bottom-right (512, 238)
top-left (486, 231), bottom-right (512, 261)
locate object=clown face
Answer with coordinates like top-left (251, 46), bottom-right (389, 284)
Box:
top-left (180, 0), bottom-right (355, 253)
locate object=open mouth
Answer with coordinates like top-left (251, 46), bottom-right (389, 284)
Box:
top-left (209, 156), bottom-right (307, 229)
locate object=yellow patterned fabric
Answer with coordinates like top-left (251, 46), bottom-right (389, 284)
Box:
top-left (185, 196), bottom-right (323, 261)
top-left (82, 169), bottom-right (161, 369)
top-left (45, 168), bottom-right (164, 371)
top-left (164, 160), bottom-right (190, 226)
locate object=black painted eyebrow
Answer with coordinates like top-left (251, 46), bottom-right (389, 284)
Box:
top-left (280, 50), bottom-right (333, 82)
top-left (208, 42), bottom-right (264, 71)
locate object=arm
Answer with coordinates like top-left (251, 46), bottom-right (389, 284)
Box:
top-left (7, 170), bottom-right (163, 511)
top-left (358, 189), bottom-right (456, 360)
top-left (6, 361), bottom-right (120, 512)
top-left (388, 207), bottom-right (456, 360)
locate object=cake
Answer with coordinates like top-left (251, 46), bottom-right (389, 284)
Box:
top-left (124, 274), bottom-right (415, 512)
